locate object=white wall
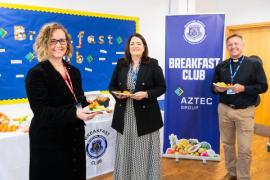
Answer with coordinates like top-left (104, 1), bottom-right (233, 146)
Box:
top-left (2, 0), bottom-right (269, 76)
top-left (169, 0), bottom-right (195, 14)
top-left (0, 0), bottom-right (169, 69)
top-left (195, 0), bottom-right (270, 25)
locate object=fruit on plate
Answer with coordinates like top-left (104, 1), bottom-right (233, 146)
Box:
top-left (215, 82), bottom-right (233, 88)
top-left (0, 124), bottom-right (18, 132)
top-left (166, 148), bottom-right (175, 154)
top-left (91, 105), bottom-right (106, 112)
top-left (188, 143), bottom-right (201, 153)
top-left (198, 147), bottom-right (206, 154)
top-left (123, 91), bottom-right (131, 94)
top-left (167, 134), bottom-right (219, 158)
top-left (189, 138), bottom-right (199, 145)
top-left (113, 90), bottom-right (131, 95)
top-left (88, 100), bottom-right (100, 110)
top-left (201, 152), bottom-right (208, 157)
top-left (96, 96), bottom-right (110, 107)
top-left (13, 115), bottom-right (28, 124)
top-left (0, 112), bottom-right (10, 124)
top-left (216, 82), bottom-right (227, 87)
top-left (88, 100), bottom-right (106, 111)
top-left (200, 141), bottom-right (212, 150)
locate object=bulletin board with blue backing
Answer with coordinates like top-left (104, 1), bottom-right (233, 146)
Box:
top-left (0, 3), bottom-right (138, 104)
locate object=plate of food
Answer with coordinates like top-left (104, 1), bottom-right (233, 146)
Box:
top-left (86, 95), bottom-right (110, 107)
top-left (0, 112), bottom-right (10, 124)
top-left (213, 82), bottom-right (233, 89)
top-left (83, 101), bottom-right (112, 114)
top-left (112, 91), bottom-right (133, 96)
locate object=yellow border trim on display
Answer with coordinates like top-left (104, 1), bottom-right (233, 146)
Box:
top-left (0, 2), bottom-right (139, 32)
top-left (0, 2), bottom-right (139, 105)
top-left (0, 98), bottom-right (28, 105)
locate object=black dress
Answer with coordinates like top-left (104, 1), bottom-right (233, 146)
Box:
top-left (25, 60), bottom-right (87, 180)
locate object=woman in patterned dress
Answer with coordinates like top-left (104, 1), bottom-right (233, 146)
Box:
top-left (109, 33), bottom-right (166, 180)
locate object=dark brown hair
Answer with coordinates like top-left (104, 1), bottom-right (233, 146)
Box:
top-left (124, 33), bottom-right (150, 64)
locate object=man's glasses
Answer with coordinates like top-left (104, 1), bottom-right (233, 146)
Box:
top-left (49, 39), bottom-right (67, 46)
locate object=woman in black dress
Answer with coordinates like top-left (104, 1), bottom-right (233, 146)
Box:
top-left (25, 23), bottom-right (97, 180)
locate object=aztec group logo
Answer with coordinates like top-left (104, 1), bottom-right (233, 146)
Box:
top-left (86, 134), bottom-right (108, 159)
top-left (183, 20), bottom-right (206, 44)
top-left (175, 87), bottom-right (184, 96)
top-left (174, 86), bottom-right (212, 110)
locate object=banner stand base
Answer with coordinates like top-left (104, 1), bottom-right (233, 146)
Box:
top-left (163, 154), bottom-right (220, 163)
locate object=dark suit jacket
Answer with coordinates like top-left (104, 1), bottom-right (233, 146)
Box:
top-left (25, 60), bottom-right (87, 180)
top-left (109, 58), bottom-right (166, 136)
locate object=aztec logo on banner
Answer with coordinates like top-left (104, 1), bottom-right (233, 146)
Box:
top-left (164, 14), bottom-right (225, 161)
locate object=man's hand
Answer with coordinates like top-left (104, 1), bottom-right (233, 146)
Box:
top-left (231, 83), bottom-right (245, 93)
top-left (215, 86), bottom-right (227, 93)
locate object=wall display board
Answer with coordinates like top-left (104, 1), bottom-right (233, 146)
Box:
top-left (0, 3), bottom-right (138, 104)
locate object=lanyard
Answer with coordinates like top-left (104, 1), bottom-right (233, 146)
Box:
top-left (63, 66), bottom-right (78, 103)
top-left (229, 56), bottom-right (244, 84)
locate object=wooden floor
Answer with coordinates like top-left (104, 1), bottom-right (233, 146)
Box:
top-left (90, 135), bottom-right (270, 180)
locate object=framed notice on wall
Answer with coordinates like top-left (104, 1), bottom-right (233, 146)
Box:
top-left (0, 3), bottom-right (138, 104)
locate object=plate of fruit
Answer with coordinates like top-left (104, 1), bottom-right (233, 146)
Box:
top-left (0, 112), bottom-right (20, 132)
top-left (83, 99), bottom-right (112, 114)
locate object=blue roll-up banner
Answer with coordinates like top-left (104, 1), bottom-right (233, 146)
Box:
top-left (163, 14), bottom-right (225, 161)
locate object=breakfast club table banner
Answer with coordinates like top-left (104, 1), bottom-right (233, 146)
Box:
top-left (0, 3), bottom-right (137, 104)
top-left (84, 114), bottom-right (116, 179)
top-left (163, 14), bottom-right (225, 161)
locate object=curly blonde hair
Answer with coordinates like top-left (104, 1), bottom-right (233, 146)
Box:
top-left (33, 22), bottom-right (73, 62)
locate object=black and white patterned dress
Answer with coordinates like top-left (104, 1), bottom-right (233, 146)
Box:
top-left (113, 65), bottom-right (161, 180)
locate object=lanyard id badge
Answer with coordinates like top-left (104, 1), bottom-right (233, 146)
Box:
top-left (226, 89), bottom-right (235, 95)
top-left (227, 56), bottom-right (244, 95)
